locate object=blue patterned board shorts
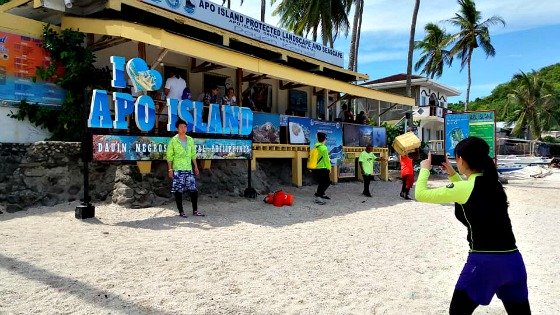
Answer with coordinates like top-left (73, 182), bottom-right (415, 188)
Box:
top-left (171, 170), bottom-right (197, 193)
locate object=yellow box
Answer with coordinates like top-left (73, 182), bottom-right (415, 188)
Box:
top-left (393, 132), bottom-right (421, 156)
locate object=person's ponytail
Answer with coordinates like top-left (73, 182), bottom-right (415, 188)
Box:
top-left (482, 155), bottom-right (508, 206)
top-left (482, 155), bottom-right (499, 185)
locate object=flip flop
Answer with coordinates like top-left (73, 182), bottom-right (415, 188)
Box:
top-left (178, 213), bottom-right (188, 218)
top-left (192, 211), bottom-right (205, 217)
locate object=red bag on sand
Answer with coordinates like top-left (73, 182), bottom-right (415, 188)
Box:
top-left (273, 190), bottom-right (286, 207)
top-left (264, 193), bottom-right (275, 204)
top-left (264, 190), bottom-right (295, 207)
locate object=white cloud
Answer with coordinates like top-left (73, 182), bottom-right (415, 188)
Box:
top-left (359, 0), bottom-right (560, 36)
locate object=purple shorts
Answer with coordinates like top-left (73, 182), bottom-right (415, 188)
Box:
top-left (455, 251), bottom-right (528, 305)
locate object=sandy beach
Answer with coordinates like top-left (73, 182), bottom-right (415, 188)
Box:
top-left (1, 170), bottom-right (559, 314)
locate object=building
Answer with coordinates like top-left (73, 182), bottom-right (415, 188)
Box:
top-left (361, 74), bottom-right (460, 152)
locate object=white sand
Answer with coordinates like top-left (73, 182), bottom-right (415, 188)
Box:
top-left (1, 171), bottom-right (559, 314)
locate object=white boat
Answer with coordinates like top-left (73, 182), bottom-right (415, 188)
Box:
top-left (497, 155), bottom-right (552, 165)
top-left (497, 155), bottom-right (552, 173)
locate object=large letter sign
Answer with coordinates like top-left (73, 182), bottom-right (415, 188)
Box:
top-left (88, 56), bottom-right (253, 135)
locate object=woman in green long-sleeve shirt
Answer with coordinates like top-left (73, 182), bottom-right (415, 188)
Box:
top-left (166, 119), bottom-right (204, 217)
top-left (415, 137), bottom-right (530, 315)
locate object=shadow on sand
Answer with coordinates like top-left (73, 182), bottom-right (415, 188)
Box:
top-left (0, 253), bottom-right (176, 315)
top-left (102, 180), bottom-right (413, 231)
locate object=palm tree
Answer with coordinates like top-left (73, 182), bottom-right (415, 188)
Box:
top-left (501, 71), bottom-right (559, 140)
top-left (237, 1), bottom-right (265, 22)
top-left (260, 0), bottom-right (266, 22)
top-left (447, 0), bottom-right (505, 110)
top-left (348, 0), bottom-right (364, 71)
top-left (414, 23), bottom-right (453, 79)
top-left (272, 0), bottom-right (352, 48)
top-left (405, 0), bottom-right (421, 97)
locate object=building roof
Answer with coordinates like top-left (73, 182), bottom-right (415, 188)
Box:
top-left (362, 74), bottom-right (424, 85)
top-left (362, 73), bottom-right (461, 97)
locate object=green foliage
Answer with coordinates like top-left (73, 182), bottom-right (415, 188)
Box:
top-left (414, 23), bottom-right (453, 79)
top-left (449, 64), bottom-right (560, 111)
top-left (0, 0), bottom-right (11, 5)
top-left (271, 0), bottom-right (352, 47)
top-left (381, 121), bottom-right (404, 153)
top-left (542, 136), bottom-right (560, 143)
top-left (9, 26), bottom-right (110, 141)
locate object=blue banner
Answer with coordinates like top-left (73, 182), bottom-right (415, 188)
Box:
top-left (445, 113), bottom-right (470, 157)
top-left (310, 120), bottom-right (343, 166)
top-left (93, 134), bottom-right (251, 161)
top-left (252, 112), bottom-right (280, 143)
top-left (372, 127), bottom-right (387, 147)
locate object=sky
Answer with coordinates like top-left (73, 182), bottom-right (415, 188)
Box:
top-left (225, 0), bottom-right (560, 103)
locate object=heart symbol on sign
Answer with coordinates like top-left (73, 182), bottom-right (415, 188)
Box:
top-left (126, 58), bottom-right (163, 92)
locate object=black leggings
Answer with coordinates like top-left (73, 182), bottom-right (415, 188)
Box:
top-left (450, 290), bottom-right (531, 315)
top-left (174, 191), bottom-right (198, 214)
top-left (312, 168), bottom-right (331, 197)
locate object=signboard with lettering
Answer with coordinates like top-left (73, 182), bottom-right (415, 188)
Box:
top-left (88, 55), bottom-right (254, 161)
top-left (445, 111), bottom-right (496, 158)
top-left (0, 31), bottom-right (65, 106)
top-left (93, 134), bottom-right (251, 161)
top-left (88, 56), bottom-right (253, 135)
top-left (141, 0), bottom-right (344, 67)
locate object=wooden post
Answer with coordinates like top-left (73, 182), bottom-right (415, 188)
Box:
top-left (329, 165), bottom-right (339, 184)
top-left (380, 150), bottom-right (389, 181)
top-left (138, 42), bottom-right (146, 60)
top-left (323, 88), bottom-right (329, 120)
top-left (251, 157), bottom-right (257, 171)
top-left (291, 152), bottom-right (304, 187)
top-left (236, 68), bottom-right (243, 106)
top-left (200, 160), bottom-right (212, 170)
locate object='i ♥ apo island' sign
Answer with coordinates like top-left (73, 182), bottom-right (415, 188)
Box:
top-left (88, 56), bottom-right (253, 161)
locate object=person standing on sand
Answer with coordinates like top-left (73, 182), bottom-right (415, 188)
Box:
top-left (399, 152), bottom-right (414, 200)
top-left (415, 137), bottom-right (530, 314)
top-left (359, 145), bottom-right (385, 197)
top-left (312, 132), bottom-right (331, 205)
top-left (166, 119), bottom-right (204, 217)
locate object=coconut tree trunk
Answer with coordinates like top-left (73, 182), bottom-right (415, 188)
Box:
top-left (348, 0), bottom-right (362, 71)
top-left (260, 0), bottom-right (266, 22)
top-left (354, 3), bottom-right (363, 71)
top-left (406, 0), bottom-right (421, 98)
top-left (465, 48), bottom-right (473, 111)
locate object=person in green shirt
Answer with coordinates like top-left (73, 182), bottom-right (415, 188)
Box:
top-left (166, 119), bottom-right (203, 217)
top-left (359, 145), bottom-right (385, 197)
top-left (312, 132), bottom-right (332, 205)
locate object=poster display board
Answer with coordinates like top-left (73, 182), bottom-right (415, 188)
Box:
top-left (445, 111), bottom-right (496, 158)
top-left (372, 127), bottom-right (388, 147)
top-left (252, 112), bottom-right (280, 143)
top-left (0, 31), bottom-right (65, 106)
top-left (287, 116), bottom-right (311, 144)
top-left (343, 124), bottom-right (387, 148)
top-left (309, 120), bottom-right (343, 166)
top-left (339, 152), bottom-right (356, 178)
top-left (343, 124), bottom-right (372, 146)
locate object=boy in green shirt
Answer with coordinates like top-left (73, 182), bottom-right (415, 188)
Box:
top-left (359, 145), bottom-right (385, 197)
top-left (312, 132), bottom-right (332, 205)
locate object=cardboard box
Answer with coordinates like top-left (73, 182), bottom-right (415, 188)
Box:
top-left (393, 132), bottom-right (421, 156)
